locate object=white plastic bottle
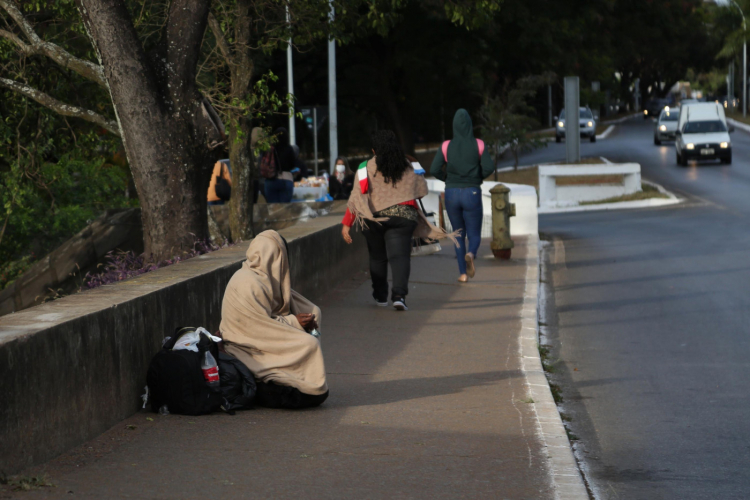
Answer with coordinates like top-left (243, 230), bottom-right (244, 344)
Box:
top-left (201, 351), bottom-right (220, 389)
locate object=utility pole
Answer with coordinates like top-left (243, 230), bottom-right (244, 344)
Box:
top-left (564, 76), bottom-right (580, 164)
top-left (328, 0), bottom-right (338, 171)
top-left (286, 6), bottom-right (296, 144)
top-left (313, 107), bottom-right (319, 176)
top-left (547, 84), bottom-right (553, 128)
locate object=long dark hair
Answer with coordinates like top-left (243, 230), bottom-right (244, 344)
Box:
top-left (372, 130), bottom-right (409, 185)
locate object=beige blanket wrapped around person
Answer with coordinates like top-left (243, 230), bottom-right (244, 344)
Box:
top-left (220, 230), bottom-right (327, 396)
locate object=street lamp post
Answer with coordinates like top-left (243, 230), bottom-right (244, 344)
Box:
top-left (726, 0), bottom-right (747, 117)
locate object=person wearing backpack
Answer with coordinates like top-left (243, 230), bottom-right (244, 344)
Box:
top-left (262, 127), bottom-right (296, 203)
top-left (430, 109), bottom-right (495, 282)
top-left (220, 230), bottom-right (328, 409)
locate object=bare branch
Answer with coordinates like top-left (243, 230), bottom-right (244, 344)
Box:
top-left (0, 0), bottom-right (106, 87)
top-left (207, 12), bottom-right (232, 65)
top-left (0, 27), bottom-right (31, 54)
top-left (0, 77), bottom-right (120, 136)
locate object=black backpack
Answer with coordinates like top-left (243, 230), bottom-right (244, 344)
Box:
top-left (147, 327), bottom-right (224, 416)
top-left (218, 352), bottom-right (256, 411)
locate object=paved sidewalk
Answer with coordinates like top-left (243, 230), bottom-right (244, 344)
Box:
top-left (3, 237), bottom-right (558, 499)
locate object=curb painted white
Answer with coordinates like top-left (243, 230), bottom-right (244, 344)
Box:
top-left (539, 191), bottom-right (681, 214)
top-left (727, 117), bottom-right (750, 135)
top-left (595, 125), bottom-right (615, 139)
top-left (519, 234), bottom-right (589, 499)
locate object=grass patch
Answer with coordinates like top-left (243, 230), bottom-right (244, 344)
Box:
top-left (580, 182), bottom-right (669, 205)
top-left (727, 111), bottom-right (750, 126)
top-left (566, 428), bottom-right (579, 441)
top-left (560, 412), bottom-right (572, 422)
top-left (556, 174), bottom-right (623, 186)
top-left (549, 382), bottom-right (564, 404)
top-left (518, 397), bottom-right (535, 404)
top-left (1, 475), bottom-right (55, 491)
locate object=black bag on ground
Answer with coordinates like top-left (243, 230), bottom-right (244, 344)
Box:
top-left (146, 327), bottom-right (224, 416)
top-left (218, 352), bottom-right (256, 411)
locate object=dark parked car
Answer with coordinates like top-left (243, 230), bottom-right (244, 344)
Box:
top-left (644, 98), bottom-right (671, 120)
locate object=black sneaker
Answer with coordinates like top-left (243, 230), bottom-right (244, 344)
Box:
top-left (392, 297), bottom-right (408, 311)
top-left (376, 299), bottom-right (389, 307)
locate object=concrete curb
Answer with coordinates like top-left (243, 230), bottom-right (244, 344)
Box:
top-left (595, 125), bottom-right (615, 139)
top-left (727, 117), bottom-right (750, 135)
top-left (519, 234), bottom-right (588, 499)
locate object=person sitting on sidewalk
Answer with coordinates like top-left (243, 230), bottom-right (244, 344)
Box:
top-left (329, 157), bottom-right (355, 200)
top-left (220, 230), bottom-right (328, 409)
top-left (341, 130), bottom-right (455, 311)
top-left (429, 109), bottom-right (495, 282)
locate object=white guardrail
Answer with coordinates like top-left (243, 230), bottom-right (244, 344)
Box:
top-left (422, 179), bottom-right (538, 237)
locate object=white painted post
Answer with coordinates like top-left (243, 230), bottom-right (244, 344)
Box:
top-left (328, 0), bottom-right (338, 171)
top-left (286, 6), bottom-right (296, 145)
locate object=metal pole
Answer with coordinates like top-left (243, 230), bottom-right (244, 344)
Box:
top-left (313, 107), bottom-right (319, 176)
top-left (744, 34), bottom-right (747, 117)
top-left (547, 84), bottom-right (553, 128)
top-left (328, 0), bottom-right (338, 171)
top-left (286, 7), bottom-right (296, 144)
top-left (564, 76), bottom-right (580, 164)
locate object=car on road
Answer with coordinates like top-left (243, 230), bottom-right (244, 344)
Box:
top-left (675, 102), bottom-right (733, 166)
top-left (654, 107), bottom-right (679, 145)
top-left (644, 98), bottom-right (671, 119)
top-left (555, 107), bottom-right (597, 143)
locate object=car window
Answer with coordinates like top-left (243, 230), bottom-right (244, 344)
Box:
top-left (559, 109), bottom-right (593, 120)
top-left (660, 111), bottom-right (678, 121)
top-left (683, 120), bottom-right (727, 134)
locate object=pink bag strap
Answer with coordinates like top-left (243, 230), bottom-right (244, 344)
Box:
top-left (442, 139), bottom-right (485, 162)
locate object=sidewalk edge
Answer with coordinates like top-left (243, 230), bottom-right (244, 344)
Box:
top-left (519, 234), bottom-right (588, 499)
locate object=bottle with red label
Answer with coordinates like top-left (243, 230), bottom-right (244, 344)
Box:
top-left (201, 351), bottom-right (220, 389)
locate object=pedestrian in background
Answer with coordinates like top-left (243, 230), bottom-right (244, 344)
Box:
top-left (264, 127), bottom-right (296, 203)
top-left (342, 130), bottom-right (455, 311)
top-left (329, 157), bottom-right (354, 200)
top-left (430, 109), bottom-right (495, 282)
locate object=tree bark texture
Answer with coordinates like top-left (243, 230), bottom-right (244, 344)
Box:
top-left (75, 0), bottom-right (220, 260)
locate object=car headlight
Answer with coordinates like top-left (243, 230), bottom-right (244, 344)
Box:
top-left (721, 142), bottom-right (730, 149)
top-left (644, 110), bottom-right (648, 115)
top-left (587, 121), bottom-right (593, 127)
top-left (659, 125), bottom-right (667, 131)
top-left (557, 121), bottom-right (564, 128)
top-left (686, 143), bottom-right (695, 150)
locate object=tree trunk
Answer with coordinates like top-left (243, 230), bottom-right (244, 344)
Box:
top-left (225, 0), bottom-right (256, 242)
top-left (76, 0), bottom-right (219, 261)
top-left (228, 119), bottom-right (255, 241)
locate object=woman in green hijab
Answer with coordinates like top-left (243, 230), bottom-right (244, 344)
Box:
top-left (430, 109), bottom-right (495, 281)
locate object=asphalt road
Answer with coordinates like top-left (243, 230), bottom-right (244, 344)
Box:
top-left (526, 118), bottom-right (750, 499)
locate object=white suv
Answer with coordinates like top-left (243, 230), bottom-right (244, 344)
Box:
top-left (675, 102), bottom-right (733, 166)
top-left (555, 107), bottom-right (597, 143)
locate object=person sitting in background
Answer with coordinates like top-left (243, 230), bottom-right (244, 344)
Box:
top-left (264, 127), bottom-right (296, 203)
top-left (329, 157), bottom-right (354, 200)
top-left (220, 230), bottom-right (328, 409)
top-left (207, 159), bottom-right (232, 205)
top-left (291, 145), bottom-right (309, 182)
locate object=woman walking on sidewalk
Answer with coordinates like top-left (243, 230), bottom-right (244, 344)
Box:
top-left (430, 109), bottom-right (495, 282)
top-left (341, 130), bottom-right (454, 311)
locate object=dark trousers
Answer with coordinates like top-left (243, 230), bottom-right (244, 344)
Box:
top-left (264, 178), bottom-right (294, 203)
top-left (362, 216), bottom-right (418, 301)
top-left (445, 187), bottom-right (483, 275)
top-left (255, 380), bottom-right (328, 409)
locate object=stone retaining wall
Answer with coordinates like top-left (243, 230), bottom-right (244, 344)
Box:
top-left (0, 219), bottom-right (364, 475)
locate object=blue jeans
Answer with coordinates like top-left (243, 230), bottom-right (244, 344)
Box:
top-left (264, 178), bottom-right (294, 203)
top-left (445, 187), bottom-right (483, 275)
